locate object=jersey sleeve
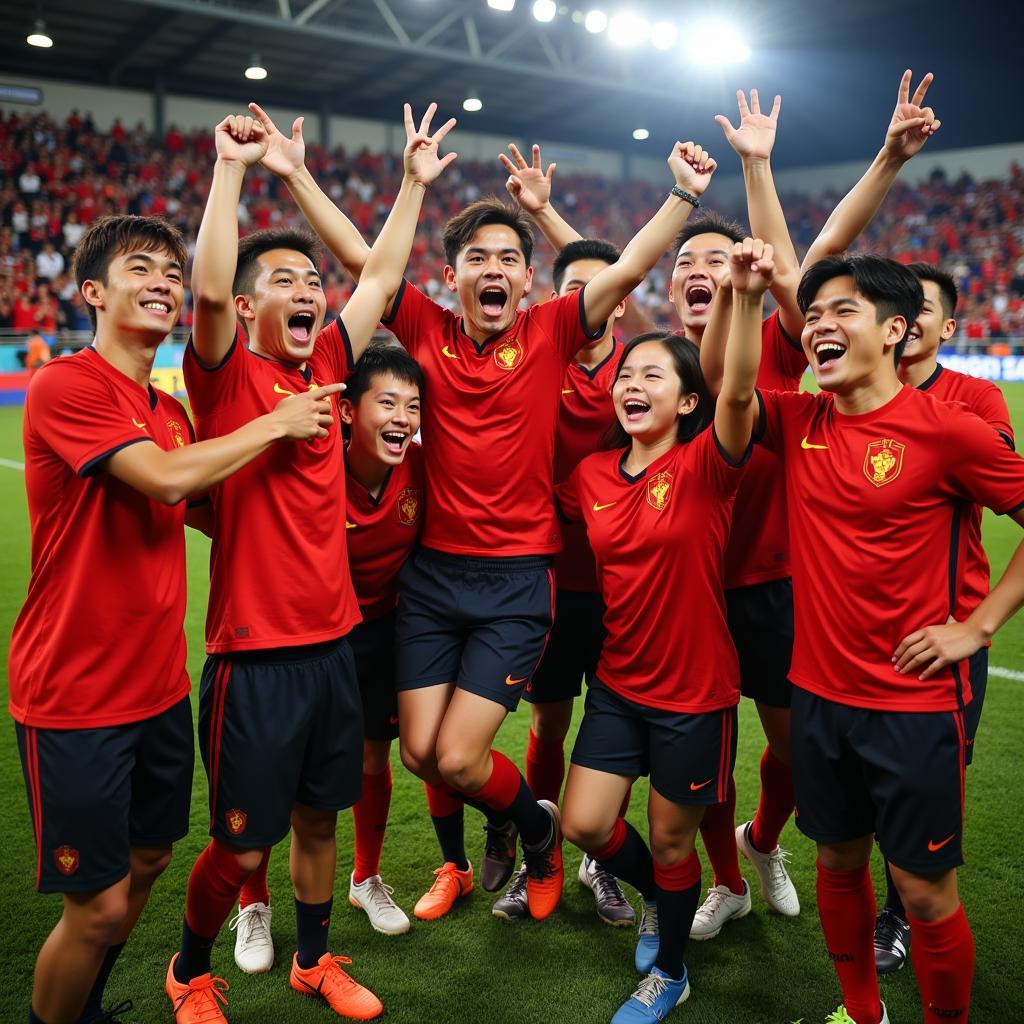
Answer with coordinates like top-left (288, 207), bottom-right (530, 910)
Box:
top-left (763, 310), bottom-right (807, 382)
top-left (944, 406), bottom-right (1024, 515)
top-left (973, 381), bottom-right (1015, 449)
top-left (697, 424), bottom-right (749, 498)
top-left (530, 289), bottom-right (604, 366)
top-left (379, 279), bottom-right (451, 358)
top-left (314, 316), bottom-right (356, 382)
top-left (182, 329), bottom-right (249, 417)
top-left (555, 463), bottom-right (584, 523)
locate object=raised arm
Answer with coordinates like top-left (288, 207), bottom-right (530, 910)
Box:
top-left (192, 114), bottom-right (268, 366)
top-left (714, 240), bottom-right (774, 463)
top-left (699, 276), bottom-right (733, 398)
top-left (501, 143), bottom-right (582, 252)
top-left (581, 142), bottom-right (716, 335)
top-left (715, 89), bottom-right (802, 338)
top-left (803, 70), bottom-right (940, 269)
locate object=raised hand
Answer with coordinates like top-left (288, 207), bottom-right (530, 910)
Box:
top-left (714, 89), bottom-right (781, 162)
top-left (249, 101), bottom-right (305, 179)
top-left (668, 141), bottom-right (717, 197)
top-left (884, 69), bottom-right (940, 163)
top-left (403, 102), bottom-right (457, 186)
top-left (729, 238), bottom-right (775, 296)
top-left (214, 114), bottom-right (268, 167)
top-left (271, 382), bottom-right (345, 440)
top-left (500, 144), bottom-right (556, 214)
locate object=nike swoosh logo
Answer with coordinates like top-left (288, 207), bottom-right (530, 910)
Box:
top-left (345, 521), bottom-right (357, 529)
top-left (593, 501), bottom-right (616, 512)
top-left (505, 674), bottom-right (527, 686)
top-left (274, 383), bottom-right (295, 396)
top-left (689, 778), bottom-right (714, 791)
top-left (928, 833), bottom-right (956, 852)
top-left (561, 388), bottom-right (574, 395)
top-left (131, 418), bottom-right (146, 430)
top-left (442, 345), bottom-right (458, 359)
top-left (801, 436), bottom-right (828, 450)
top-left (389, 715), bottom-right (399, 725)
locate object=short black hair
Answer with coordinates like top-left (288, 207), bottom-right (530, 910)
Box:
top-left (673, 211), bottom-right (746, 260)
top-left (442, 197), bottom-right (534, 268)
top-left (552, 238), bottom-right (621, 293)
top-left (798, 254), bottom-right (924, 366)
top-left (234, 228), bottom-right (323, 296)
top-left (907, 262), bottom-right (958, 319)
top-left (345, 339), bottom-right (425, 406)
top-left (604, 331), bottom-right (713, 449)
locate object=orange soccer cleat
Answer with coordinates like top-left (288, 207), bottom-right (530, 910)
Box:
top-left (165, 955), bottom-right (230, 1024)
top-left (524, 799), bottom-right (564, 920)
top-left (289, 952), bottom-right (383, 1020)
top-left (412, 861), bottom-right (474, 921)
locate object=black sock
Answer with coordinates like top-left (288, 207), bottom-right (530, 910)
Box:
top-left (652, 881), bottom-right (700, 980)
top-left (430, 809), bottom-right (470, 871)
top-left (29, 1008), bottom-right (47, 1024)
top-left (597, 821), bottom-right (656, 901)
top-left (294, 897), bottom-right (332, 970)
top-left (461, 794), bottom-right (511, 830)
top-left (174, 920), bottom-right (216, 984)
top-left (77, 941), bottom-right (126, 1020)
top-left (508, 778), bottom-right (553, 847)
top-left (883, 860), bottom-right (906, 920)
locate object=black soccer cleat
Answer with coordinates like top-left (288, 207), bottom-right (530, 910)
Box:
top-left (481, 819), bottom-right (518, 892)
top-left (874, 908), bottom-right (911, 974)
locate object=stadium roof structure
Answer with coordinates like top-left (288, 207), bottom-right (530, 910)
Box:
top-left (0, 0), bottom-right (1018, 167)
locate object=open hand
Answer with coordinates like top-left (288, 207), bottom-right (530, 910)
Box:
top-left (729, 238), bottom-right (775, 296)
top-left (500, 144), bottom-right (555, 214)
top-left (668, 141), bottom-right (717, 197)
top-left (403, 102), bottom-right (457, 186)
top-left (715, 89), bottom-right (781, 162)
top-left (249, 101), bottom-right (305, 178)
top-left (272, 382), bottom-right (345, 440)
top-left (892, 618), bottom-right (984, 680)
top-left (884, 70), bottom-right (940, 163)
top-left (215, 114), bottom-right (268, 167)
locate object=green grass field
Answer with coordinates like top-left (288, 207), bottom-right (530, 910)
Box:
top-left (1, 388), bottom-right (1022, 1024)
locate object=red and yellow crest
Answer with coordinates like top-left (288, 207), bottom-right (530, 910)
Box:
top-left (646, 471), bottom-right (673, 511)
top-left (54, 844), bottom-right (80, 876)
top-left (493, 337), bottom-right (524, 371)
top-left (225, 809), bottom-right (247, 836)
top-left (167, 419), bottom-right (186, 448)
top-left (863, 438), bottom-right (905, 488)
top-left (397, 486), bottom-right (420, 527)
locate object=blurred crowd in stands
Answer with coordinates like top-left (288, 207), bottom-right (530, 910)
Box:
top-left (2, 108), bottom-right (1023, 348)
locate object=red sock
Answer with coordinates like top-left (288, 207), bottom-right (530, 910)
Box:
top-left (525, 730), bottom-right (565, 804)
top-left (908, 905), bottom-right (974, 1022)
top-left (424, 780), bottom-right (463, 817)
top-left (352, 764), bottom-right (393, 884)
top-left (816, 861), bottom-right (882, 1024)
top-left (699, 776), bottom-right (744, 895)
top-left (185, 839), bottom-right (256, 938)
top-left (750, 746), bottom-right (796, 853)
top-left (467, 749), bottom-right (521, 810)
top-left (238, 847), bottom-right (271, 908)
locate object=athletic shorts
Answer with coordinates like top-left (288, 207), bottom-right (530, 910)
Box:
top-left (395, 547), bottom-right (555, 711)
top-left (570, 679), bottom-right (738, 807)
top-left (199, 637), bottom-right (363, 848)
top-left (524, 589), bottom-right (605, 705)
top-left (963, 646), bottom-right (987, 767)
top-left (16, 697), bottom-right (194, 894)
top-left (790, 687), bottom-right (966, 874)
top-left (350, 610), bottom-right (400, 742)
top-left (725, 577), bottom-right (794, 709)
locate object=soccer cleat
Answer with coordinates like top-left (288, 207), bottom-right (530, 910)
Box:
top-left (523, 799), bottom-right (564, 921)
top-left (689, 880), bottom-right (752, 940)
top-left (165, 955), bottom-right (230, 1024)
top-left (579, 854), bottom-right (636, 926)
top-left (349, 873), bottom-right (411, 935)
top-left (736, 821), bottom-right (800, 917)
top-left (289, 952), bottom-right (383, 1020)
top-left (230, 901), bottom-right (274, 974)
top-left (873, 908), bottom-right (911, 974)
top-left (492, 863), bottom-right (530, 921)
top-left (611, 967), bottom-right (690, 1024)
top-left (86, 1000), bottom-right (134, 1023)
top-left (481, 819), bottom-right (519, 892)
top-left (822, 1003), bottom-right (889, 1024)
top-left (413, 861), bottom-right (474, 921)
top-left (635, 899), bottom-right (659, 973)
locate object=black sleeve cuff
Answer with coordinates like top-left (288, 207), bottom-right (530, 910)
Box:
top-left (78, 437), bottom-right (149, 477)
top-left (712, 423), bottom-right (757, 468)
top-left (778, 313), bottom-right (803, 353)
top-left (999, 430), bottom-right (1015, 452)
top-left (186, 495), bottom-right (212, 509)
top-left (578, 286), bottom-right (605, 342)
top-left (187, 333), bottom-right (237, 372)
top-left (751, 389), bottom-right (767, 445)
top-left (1000, 497), bottom-right (1024, 517)
top-left (380, 278), bottom-right (408, 327)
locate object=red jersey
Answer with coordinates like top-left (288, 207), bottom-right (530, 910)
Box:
top-left (183, 321), bottom-right (361, 653)
top-left (345, 442), bottom-right (425, 620)
top-left (382, 282), bottom-right (601, 556)
top-left (724, 311), bottom-right (806, 589)
top-left (553, 341), bottom-right (619, 591)
top-left (557, 428), bottom-right (744, 713)
top-left (918, 364), bottom-right (1014, 618)
top-left (10, 347), bottom-right (193, 728)
top-left (759, 385), bottom-right (1024, 712)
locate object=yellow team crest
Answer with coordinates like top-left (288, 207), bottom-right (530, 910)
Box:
top-left (54, 844), bottom-right (80, 876)
top-left (646, 471), bottom-right (673, 511)
top-left (167, 419), bottom-right (186, 448)
top-left (493, 337), bottom-right (524, 371)
top-left (225, 808), bottom-right (247, 835)
top-left (863, 438), bottom-right (905, 488)
top-left (397, 486), bottom-right (420, 527)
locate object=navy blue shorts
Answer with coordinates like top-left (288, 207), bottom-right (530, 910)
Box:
top-left (791, 687), bottom-right (966, 874)
top-left (350, 610), bottom-right (400, 742)
top-left (525, 589), bottom-right (605, 705)
top-left (199, 637), bottom-right (363, 848)
top-left (570, 680), bottom-right (738, 807)
top-left (725, 577), bottom-right (794, 709)
top-left (395, 547), bottom-right (555, 711)
top-left (16, 697), bottom-right (194, 894)
top-left (963, 646), bottom-right (987, 767)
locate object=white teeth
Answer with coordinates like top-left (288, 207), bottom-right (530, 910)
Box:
top-left (143, 302), bottom-right (169, 312)
top-left (624, 399), bottom-right (650, 412)
top-left (814, 342), bottom-right (846, 359)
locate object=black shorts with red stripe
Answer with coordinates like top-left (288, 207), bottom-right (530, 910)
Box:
top-left (199, 637), bottom-right (363, 849)
top-left (725, 576), bottom-right (794, 709)
top-left (570, 679), bottom-right (738, 806)
top-left (963, 646), bottom-right (987, 767)
top-left (15, 697), bottom-right (193, 894)
top-left (350, 610), bottom-right (400, 742)
top-left (791, 687), bottom-right (966, 874)
top-left (524, 588), bottom-right (605, 705)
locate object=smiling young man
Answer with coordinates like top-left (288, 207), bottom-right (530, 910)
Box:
top-left (10, 214), bottom-right (341, 1024)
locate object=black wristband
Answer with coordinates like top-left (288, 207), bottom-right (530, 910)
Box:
top-left (671, 186), bottom-right (700, 208)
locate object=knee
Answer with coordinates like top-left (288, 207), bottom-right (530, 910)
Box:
top-left (436, 748), bottom-right (486, 793)
top-left (531, 704), bottom-right (571, 742)
top-left (291, 808), bottom-right (338, 845)
top-left (131, 844), bottom-right (173, 882)
top-left (648, 828), bottom-right (692, 866)
top-left (561, 808), bottom-right (613, 855)
top-left (78, 889), bottom-right (130, 946)
top-left (363, 741), bottom-right (391, 777)
top-left (399, 738), bottom-right (436, 780)
top-left (229, 846), bottom-right (268, 874)
top-left (817, 839), bottom-right (872, 873)
top-left (892, 870), bottom-right (959, 922)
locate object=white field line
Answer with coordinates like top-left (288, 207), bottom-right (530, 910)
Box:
top-left (0, 457), bottom-right (24, 470)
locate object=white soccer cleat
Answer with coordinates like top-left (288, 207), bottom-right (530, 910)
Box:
top-left (349, 872), bottom-right (411, 935)
top-left (689, 880), bottom-right (751, 940)
top-left (230, 901), bottom-right (275, 974)
top-left (736, 821), bottom-right (800, 917)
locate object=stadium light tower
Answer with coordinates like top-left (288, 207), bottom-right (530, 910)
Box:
top-left (27, 19), bottom-right (53, 47)
top-left (684, 19), bottom-right (751, 63)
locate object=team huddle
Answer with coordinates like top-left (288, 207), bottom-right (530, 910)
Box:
top-left (10, 69), bottom-right (1024, 1024)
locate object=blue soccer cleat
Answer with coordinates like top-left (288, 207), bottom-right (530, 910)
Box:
top-left (635, 899), bottom-right (659, 973)
top-left (612, 966), bottom-right (690, 1023)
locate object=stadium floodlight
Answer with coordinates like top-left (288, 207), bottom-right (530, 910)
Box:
top-left (584, 9), bottom-right (608, 33)
top-left (27, 19), bottom-right (53, 47)
top-left (463, 94), bottom-right (483, 112)
top-left (632, 128), bottom-right (649, 140)
top-left (487, 0), bottom-right (516, 11)
top-left (532, 0), bottom-right (557, 22)
top-left (608, 10), bottom-right (650, 46)
top-left (684, 19), bottom-right (751, 64)
top-left (245, 55), bottom-right (268, 80)
top-left (650, 20), bottom-right (677, 50)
